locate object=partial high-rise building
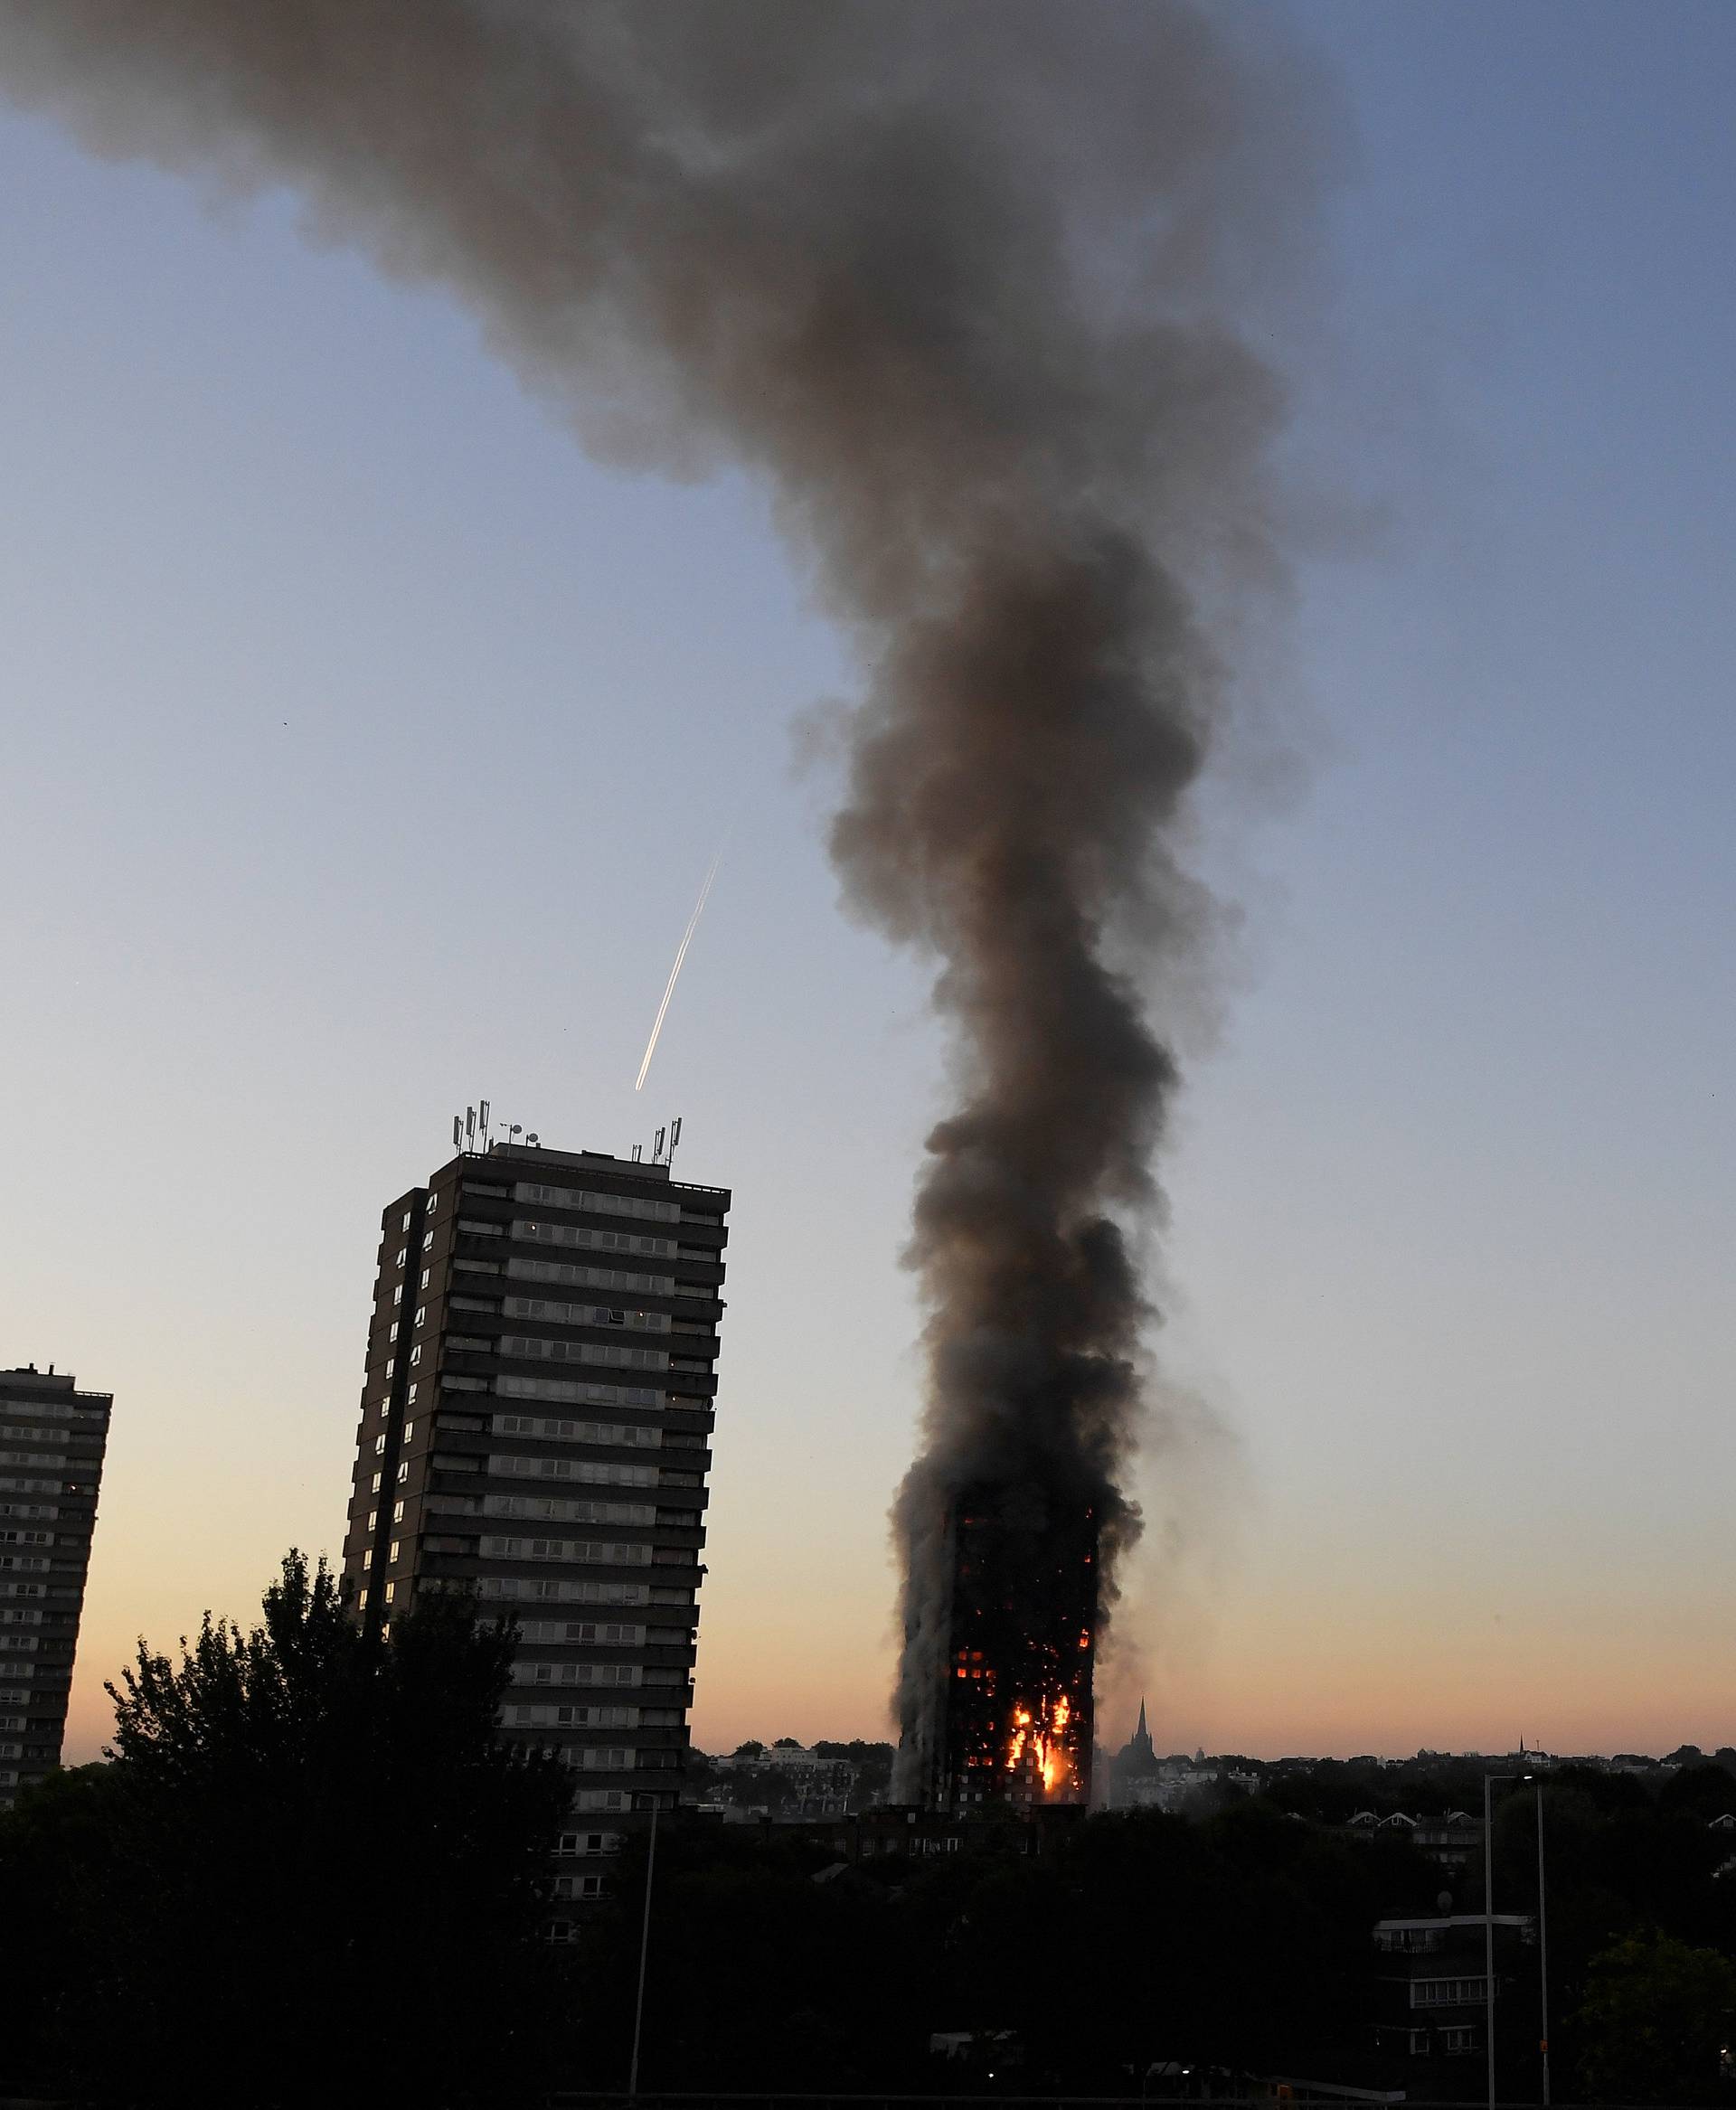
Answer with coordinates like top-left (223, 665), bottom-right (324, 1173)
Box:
top-left (0, 1364), bottom-right (112, 1808)
top-left (924, 1484), bottom-right (1096, 1815)
top-left (340, 1135), bottom-right (727, 1910)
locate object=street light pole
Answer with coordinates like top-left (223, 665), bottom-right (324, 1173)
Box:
top-left (627, 1798), bottom-right (661, 2096)
top-left (1484, 1773), bottom-right (1497, 2110)
top-left (1536, 1783), bottom-right (1551, 2108)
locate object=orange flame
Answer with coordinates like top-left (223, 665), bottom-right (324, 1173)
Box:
top-left (1004, 1691), bottom-right (1076, 1796)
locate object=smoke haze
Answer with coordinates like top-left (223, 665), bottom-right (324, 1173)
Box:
top-left (0, 0), bottom-right (1327, 1774)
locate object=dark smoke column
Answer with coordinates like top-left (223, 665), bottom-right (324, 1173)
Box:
top-left (0, 1), bottom-right (1326, 1809)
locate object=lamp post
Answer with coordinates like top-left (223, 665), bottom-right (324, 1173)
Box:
top-left (1484, 1773), bottom-right (1499, 2110)
top-left (1536, 1781), bottom-right (1551, 2108)
top-left (1484, 1770), bottom-right (1551, 2110)
top-left (627, 1798), bottom-right (661, 2096)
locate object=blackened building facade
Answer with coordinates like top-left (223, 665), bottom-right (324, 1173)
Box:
top-left (340, 1141), bottom-right (727, 1906)
top-left (0, 1365), bottom-right (111, 1806)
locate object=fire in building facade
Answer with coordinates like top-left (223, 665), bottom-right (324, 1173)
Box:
top-left (927, 1485), bottom-right (1098, 1815)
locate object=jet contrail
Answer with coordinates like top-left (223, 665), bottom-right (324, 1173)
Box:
top-left (635, 846), bottom-right (723, 1092)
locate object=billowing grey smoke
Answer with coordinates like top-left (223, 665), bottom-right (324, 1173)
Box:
top-left (0, 0), bottom-right (1321, 1783)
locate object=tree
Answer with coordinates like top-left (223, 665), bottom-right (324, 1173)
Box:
top-left (1574, 1928), bottom-right (1736, 2105)
top-left (0, 1552), bottom-right (571, 2109)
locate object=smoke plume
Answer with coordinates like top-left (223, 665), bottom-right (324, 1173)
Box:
top-left (0, 0), bottom-right (1324, 1779)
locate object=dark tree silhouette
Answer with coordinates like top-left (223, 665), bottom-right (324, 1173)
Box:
top-left (0, 1552), bottom-right (570, 2109)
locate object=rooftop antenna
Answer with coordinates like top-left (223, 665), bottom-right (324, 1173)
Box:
top-left (478, 1098), bottom-right (491, 1148)
top-left (465, 1106), bottom-right (476, 1149)
top-left (667, 1116), bottom-right (684, 1173)
top-left (653, 1125), bottom-right (666, 1164)
top-left (452, 1115), bottom-right (463, 1150)
top-left (506, 1123), bottom-right (524, 1147)
top-left (631, 1144), bottom-right (643, 1163)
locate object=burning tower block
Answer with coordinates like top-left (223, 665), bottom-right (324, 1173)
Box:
top-left (925, 1484), bottom-right (1097, 1814)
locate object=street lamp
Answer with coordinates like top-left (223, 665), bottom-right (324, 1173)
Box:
top-left (1483, 1770), bottom-right (1551, 2110)
top-left (1535, 1780), bottom-right (1552, 2108)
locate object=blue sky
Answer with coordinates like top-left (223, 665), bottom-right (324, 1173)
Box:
top-left (4, 2), bottom-right (1733, 1761)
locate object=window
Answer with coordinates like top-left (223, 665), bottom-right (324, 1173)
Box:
top-left (372, 1473), bottom-right (382, 1493)
top-left (389, 1540), bottom-right (400, 1562)
top-left (396, 1463), bottom-right (408, 1484)
top-left (384, 1359), bottom-right (394, 1378)
top-left (407, 1384), bottom-right (417, 1405)
top-left (413, 1306), bottom-right (426, 1328)
top-left (383, 1583), bottom-right (395, 1604)
top-left (426, 1193), bottom-right (438, 1216)
top-left (393, 1286), bottom-right (403, 1306)
top-left (374, 1435), bottom-right (387, 1456)
top-left (396, 1248), bottom-right (408, 1267)
top-left (392, 1500), bottom-right (404, 1522)
top-left (389, 1323), bottom-right (399, 1343)
top-left (402, 1422), bottom-right (414, 1443)
top-left (367, 1511), bottom-right (378, 1531)
top-left (403, 1210), bottom-right (413, 1231)
top-left (422, 1231), bottom-right (434, 1251)
top-left (421, 1269), bottom-right (430, 1290)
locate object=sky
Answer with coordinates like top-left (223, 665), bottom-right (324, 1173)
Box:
top-left (5, 1), bottom-right (1734, 1768)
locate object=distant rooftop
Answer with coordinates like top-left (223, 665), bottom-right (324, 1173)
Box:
top-left (486, 1140), bottom-right (669, 1181)
top-left (0, 1364), bottom-right (111, 1400)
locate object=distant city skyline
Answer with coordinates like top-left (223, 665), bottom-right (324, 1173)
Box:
top-left (5, 1), bottom-right (1736, 1771)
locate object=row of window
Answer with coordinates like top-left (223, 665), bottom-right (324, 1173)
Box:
top-left (481, 1494), bottom-right (656, 1527)
top-left (514, 1619), bottom-right (648, 1646)
top-left (0, 1479), bottom-right (61, 1497)
top-left (483, 1453), bottom-right (661, 1489)
top-left (528, 1744), bottom-right (673, 1771)
top-left (0, 1521), bottom-right (54, 1538)
top-left (0, 1400), bottom-right (106, 1424)
top-left (514, 1182), bottom-right (682, 1224)
top-left (505, 1258), bottom-right (675, 1297)
top-left (498, 1335), bottom-right (669, 1372)
top-left (556, 1831), bottom-right (623, 1856)
top-left (495, 1377), bottom-right (662, 1410)
top-left (514, 1220), bottom-right (675, 1260)
top-left (494, 1413), bottom-right (660, 1448)
top-left (478, 1535), bottom-right (652, 1566)
top-left (514, 1663), bottom-right (640, 1688)
top-left (505, 1702), bottom-right (641, 1728)
top-left (503, 1297), bottom-right (674, 1334)
top-left (1410, 1977), bottom-right (1491, 2008)
top-left (477, 1578), bottom-right (651, 1607)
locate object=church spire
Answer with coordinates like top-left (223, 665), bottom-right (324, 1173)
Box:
top-left (1136, 1696), bottom-right (1148, 1739)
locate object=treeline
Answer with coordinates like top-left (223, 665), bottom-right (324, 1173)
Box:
top-left (7, 1560), bottom-right (1736, 2106)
